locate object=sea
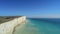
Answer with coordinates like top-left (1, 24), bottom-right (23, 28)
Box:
top-left (14, 18), bottom-right (60, 34)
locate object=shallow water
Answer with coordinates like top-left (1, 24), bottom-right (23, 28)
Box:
top-left (14, 18), bottom-right (60, 34)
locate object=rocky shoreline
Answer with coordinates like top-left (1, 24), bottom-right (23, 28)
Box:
top-left (0, 16), bottom-right (26, 34)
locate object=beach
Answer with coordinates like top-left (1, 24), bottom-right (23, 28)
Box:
top-left (14, 18), bottom-right (60, 34)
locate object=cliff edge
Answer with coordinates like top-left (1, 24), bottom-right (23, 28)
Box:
top-left (0, 16), bottom-right (26, 34)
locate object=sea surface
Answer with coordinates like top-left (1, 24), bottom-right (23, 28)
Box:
top-left (14, 18), bottom-right (60, 34)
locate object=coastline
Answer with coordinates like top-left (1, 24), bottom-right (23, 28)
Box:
top-left (0, 16), bottom-right (26, 34)
top-left (12, 22), bottom-right (26, 34)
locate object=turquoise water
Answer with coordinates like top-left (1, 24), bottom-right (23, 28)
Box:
top-left (14, 18), bottom-right (60, 34)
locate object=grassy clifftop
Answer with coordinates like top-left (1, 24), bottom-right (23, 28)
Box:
top-left (0, 16), bottom-right (21, 24)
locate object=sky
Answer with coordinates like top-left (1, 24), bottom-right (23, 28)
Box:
top-left (0, 0), bottom-right (60, 18)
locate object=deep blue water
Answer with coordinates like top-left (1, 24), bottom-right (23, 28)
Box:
top-left (14, 18), bottom-right (60, 34)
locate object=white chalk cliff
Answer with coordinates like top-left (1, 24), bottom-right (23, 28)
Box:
top-left (0, 16), bottom-right (26, 34)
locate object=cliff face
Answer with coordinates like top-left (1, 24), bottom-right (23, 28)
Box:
top-left (0, 16), bottom-right (26, 34)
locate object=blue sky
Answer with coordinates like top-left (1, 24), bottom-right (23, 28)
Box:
top-left (0, 0), bottom-right (60, 18)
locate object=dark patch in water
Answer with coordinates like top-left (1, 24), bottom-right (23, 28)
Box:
top-left (28, 18), bottom-right (60, 25)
